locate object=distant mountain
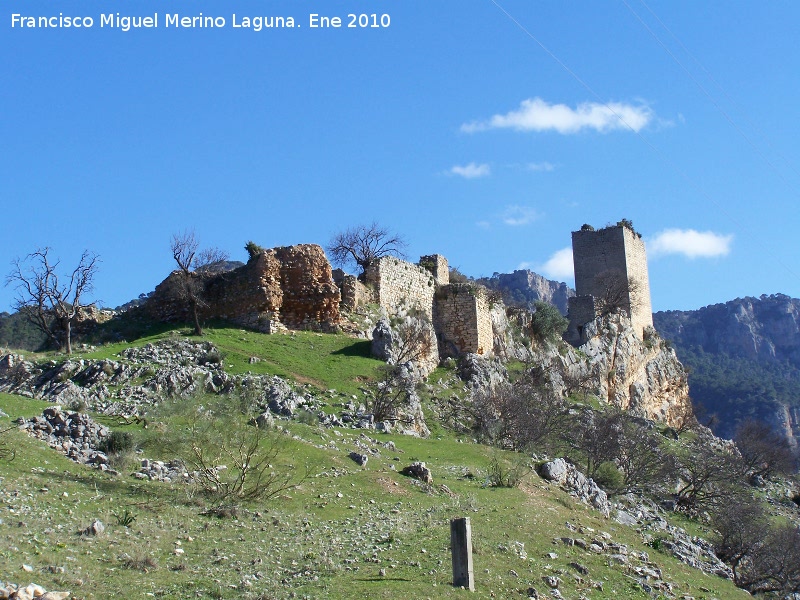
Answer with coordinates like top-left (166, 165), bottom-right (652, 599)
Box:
top-left (654, 294), bottom-right (800, 443)
top-left (478, 270), bottom-right (574, 315)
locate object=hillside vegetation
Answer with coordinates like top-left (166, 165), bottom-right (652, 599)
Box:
top-left (654, 295), bottom-right (800, 442)
top-left (1, 324), bottom-right (797, 599)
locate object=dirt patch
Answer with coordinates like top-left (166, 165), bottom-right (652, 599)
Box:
top-left (376, 476), bottom-right (409, 495)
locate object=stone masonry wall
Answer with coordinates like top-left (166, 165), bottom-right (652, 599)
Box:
top-left (434, 284), bottom-right (494, 357)
top-left (332, 270), bottom-right (374, 313)
top-left (623, 229), bottom-right (654, 336)
top-left (146, 244), bottom-right (341, 332)
top-left (419, 254), bottom-right (450, 285)
top-left (571, 225), bottom-right (653, 339)
top-left (565, 296), bottom-right (596, 346)
top-left (364, 256), bottom-right (437, 320)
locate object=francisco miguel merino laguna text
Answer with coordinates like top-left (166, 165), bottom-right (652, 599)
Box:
top-left (11, 13), bottom-right (299, 31)
top-left (11, 13), bottom-right (391, 31)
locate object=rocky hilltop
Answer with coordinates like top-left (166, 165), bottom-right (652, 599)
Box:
top-left (478, 270), bottom-right (574, 314)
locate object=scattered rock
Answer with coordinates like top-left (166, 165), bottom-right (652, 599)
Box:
top-left (348, 452), bottom-right (368, 467)
top-left (400, 462), bottom-right (433, 484)
top-left (82, 520), bottom-right (104, 536)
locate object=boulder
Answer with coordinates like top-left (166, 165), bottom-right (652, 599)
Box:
top-left (538, 458), bottom-right (611, 518)
top-left (400, 462), bottom-right (433, 484)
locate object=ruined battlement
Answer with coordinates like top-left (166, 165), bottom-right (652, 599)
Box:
top-left (433, 284), bottom-right (494, 358)
top-left (364, 256), bottom-right (437, 320)
top-left (146, 244), bottom-right (341, 333)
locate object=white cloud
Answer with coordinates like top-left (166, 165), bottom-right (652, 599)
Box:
top-left (527, 161), bottom-right (555, 172)
top-left (538, 247), bottom-right (574, 280)
top-left (476, 220), bottom-right (491, 230)
top-left (450, 162), bottom-right (491, 179)
top-left (461, 97), bottom-right (653, 134)
top-left (648, 229), bottom-right (733, 259)
top-left (502, 205), bottom-right (541, 226)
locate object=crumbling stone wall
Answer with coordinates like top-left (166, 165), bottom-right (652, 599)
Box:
top-left (360, 255), bottom-right (497, 360)
top-left (364, 256), bottom-right (437, 320)
top-left (146, 244), bottom-right (340, 332)
top-left (434, 284), bottom-right (494, 357)
top-left (332, 269), bottom-right (374, 313)
top-left (419, 254), bottom-right (449, 285)
top-left (565, 296), bottom-right (596, 346)
top-left (569, 224), bottom-right (653, 341)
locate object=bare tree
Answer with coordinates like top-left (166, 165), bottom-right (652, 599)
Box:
top-left (736, 523), bottom-right (800, 595)
top-left (326, 222), bottom-right (407, 277)
top-left (562, 408), bottom-right (626, 478)
top-left (6, 248), bottom-right (100, 354)
top-left (391, 317), bottom-right (434, 365)
top-left (592, 269), bottom-right (642, 317)
top-left (615, 415), bottom-right (673, 493)
top-left (672, 438), bottom-right (742, 512)
top-left (712, 493), bottom-right (769, 584)
top-left (472, 370), bottom-right (570, 452)
top-left (733, 419), bottom-right (796, 481)
top-left (170, 231), bottom-right (228, 336)
top-left (671, 400), bottom-right (698, 436)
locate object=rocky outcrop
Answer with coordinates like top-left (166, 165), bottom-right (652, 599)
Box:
top-left (1, 339), bottom-right (424, 440)
top-left (370, 316), bottom-right (439, 379)
top-left (18, 406), bottom-right (114, 472)
top-left (538, 458), bottom-right (611, 517)
top-left (457, 353), bottom-right (508, 391)
top-left (0, 582), bottom-right (71, 599)
top-left (478, 270), bottom-right (574, 315)
top-left (574, 313), bottom-right (691, 426)
top-left (400, 461), bottom-right (433, 483)
top-left (145, 244), bottom-right (341, 333)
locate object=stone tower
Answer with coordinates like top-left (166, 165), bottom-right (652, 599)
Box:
top-left (566, 223), bottom-right (653, 345)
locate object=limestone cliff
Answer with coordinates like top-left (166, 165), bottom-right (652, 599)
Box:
top-left (655, 294), bottom-right (800, 365)
top-left (478, 270), bottom-right (574, 315)
top-left (654, 293), bottom-right (800, 443)
top-left (554, 312), bottom-right (691, 426)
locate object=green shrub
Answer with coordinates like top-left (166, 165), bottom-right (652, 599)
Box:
top-left (594, 461), bottom-right (624, 493)
top-left (199, 349), bottom-right (224, 365)
top-left (529, 301), bottom-right (568, 344)
top-left (98, 430), bottom-right (134, 455)
top-left (113, 508), bottom-right (137, 527)
top-left (245, 241), bottom-right (266, 259)
top-left (296, 409), bottom-right (319, 426)
top-left (485, 455), bottom-right (530, 488)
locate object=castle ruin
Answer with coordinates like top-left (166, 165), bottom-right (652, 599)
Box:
top-left (566, 223), bottom-right (653, 345)
top-left (335, 253), bottom-right (496, 360)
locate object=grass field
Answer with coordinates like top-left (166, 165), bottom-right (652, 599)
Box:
top-left (0, 326), bottom-right (751, 599)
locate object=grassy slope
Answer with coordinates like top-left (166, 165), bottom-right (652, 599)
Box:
top-left (0, 327), bottom-right (750, 600)
top-left (75, 326), bottom-right (382, 397)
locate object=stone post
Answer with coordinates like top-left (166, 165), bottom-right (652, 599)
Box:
top-left (450, 517), bottom-right (474, 591)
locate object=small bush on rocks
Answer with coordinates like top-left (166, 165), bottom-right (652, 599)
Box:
top-left (594, 461), bottom-right (624, 493)
top-left (98, 430), bottom-right (134, 455)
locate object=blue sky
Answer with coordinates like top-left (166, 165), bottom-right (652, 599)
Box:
top-left (2, 0), bottom-right (799, 313)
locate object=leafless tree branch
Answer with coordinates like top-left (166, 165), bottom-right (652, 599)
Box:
top-left (326, 222), bottom-right (407, 276)
top-left (6, 247), bottom-right (100, 354)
